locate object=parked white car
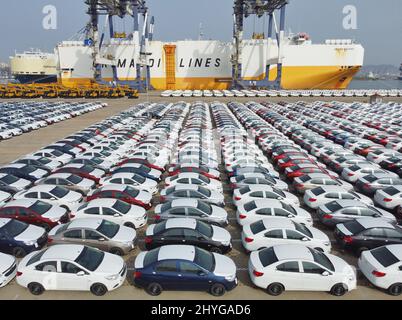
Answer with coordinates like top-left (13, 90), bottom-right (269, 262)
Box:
top-left (16, 245), bottom-right (126, 296)
top-left (165, 173), bottom-right (223, 192)
top-left (248, 244), bottom-right (357, 296)
top-left (233, 185), bottom-right (299, 207)
top-left (0, 253), bottom-right (17, 288)
top-left (0, 173), bottom-right (32, 191)
top-left (374, 186), bottom-right (402, 211)
top-left (99, 172), bottom-right (158, 194)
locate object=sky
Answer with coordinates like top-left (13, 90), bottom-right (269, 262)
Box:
top-left (0, 0), bottom-right (401, 65)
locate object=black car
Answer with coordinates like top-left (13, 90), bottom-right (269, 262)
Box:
top-left (0, 168), bottom-right (37, 183)
top-left (334, 218), bottom-right (402, 255)
top-left (145, 219), bottom-right (232, 254)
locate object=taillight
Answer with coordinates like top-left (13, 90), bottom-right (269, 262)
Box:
top-left (154, 214), bottom-right (161, 220)
top-left (253, 270), bottom-right (264, 277)
top-left (308, 198), bottom-right (317, 202)
top-left (230, 183), bottom-right (237, 189)
top-left (165, 183), bottom-right (170, 187)
top-left (239, 214), bottom-right (247, 219)
top-left (160, 196), bottom-right (166, 202)
top-left (372, 270), bottom-right (386, 277)
top-left (295, 183), bottom-right (304, 188)
top-left (226, 163), bottom-right (231, 167)
top-left (134, 271), bottom-right (142, 278)
top-left (323, 214), bottom-right (333, 219)
top-left (343, 235), bottom-right (353, 243)
top-left (383, 198), bottom-right (393, 202)
top-left (245, 237), bottom-right (254, 243)
top-left (16, 271), bottom-right (23, 277)
top-left (47, 238), bottom-right (54, 244)
top-left (70, 214), bottom-right (75, 218)
top-left (234, 196), bottom-right (241, 201)
top-left (145, 237), bottom-right (152, 244)
top-left (347, 173), bottom-right (354, 176)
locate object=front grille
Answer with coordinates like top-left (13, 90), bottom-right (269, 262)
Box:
top-left (4, 264), bottom-right (16, 277)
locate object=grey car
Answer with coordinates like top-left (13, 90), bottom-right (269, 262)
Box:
top-left (48, 218), bottom-right (137, 255)
top-left (317, 199), bottom-right (397, 228)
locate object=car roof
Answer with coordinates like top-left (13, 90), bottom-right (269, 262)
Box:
top-left (261, 217), bottom-right (295, 230)
top-left (86, 198), bottom-right (118, 207)
top-left (158, 245), bottom-right (196, 262)
top-left (165, 218), bottom-right (197, 230)
top-left (46, 173), bottom-right (74, 179)
top-left (357, 218), bottom-right (394, 229)
top-left (331, 199), bottom-right (368, 207)
top-left (252, 199), bottom-right (286, 207)
top-left (273, 244), bottom-right (314, 261)
top-left (67, 218), bottom-right (104, 230)
top-left (169, 185), bottom-right (200, 191)
top-left (98, 184), bottom-right (126, 191)
top-left (170, 199), bottom-right (199, 207)
top-left (313, 185), bottom-right (347, 192)
top-left (40, 244), bottom-right (84, 261)
top-left (3, 199), bottom-right (38, 207)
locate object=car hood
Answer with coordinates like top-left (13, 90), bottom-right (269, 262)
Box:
top-left (112, 226), bottom-right (137, 242)
top-left (95, 253), bottom-right (125, 275)
top-left (211, 226), bottom-right (231, 244)
top-left (42, 206), bottom-right (68, 220)
top-left (0, 253), bottom-right (15, 272)
top-left (212, 253), bottom-right (236, 278)
top-left (327, 253), bottom-right (356, 276)
top-left (14, 224), bottom-right (46, 242)
top-left (309, 227), bottom-right (331, 243)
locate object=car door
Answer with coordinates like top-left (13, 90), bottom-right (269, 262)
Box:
top-left (338, 208), bottom-right (360, 223)
top-left (60, 229), bottom-right (85, 246)
top-left (273, 261), bottom-right (303, 290)
top-left (177, 260), bottom-right (209, 291)
top-left (84, 229), bottom-right (110, 251)
top-left (356, 228), bottom-right (387, 249)
top-left (264, 229), bottom-right (286, 247)
top-left (383, 228), bottom-right (402, 245)
top-left (18, 207), bottom-right (38, 225)
top-left (33, 260), bottom-right (58, 290)
top-left (58, 261), bottom-right (91, 290)
top-left (300, 261), bottom-right (332, 291)
top-left (153, 260), bottom-right (180, 290)
top-left (159, 228), bottom-right (186, 246)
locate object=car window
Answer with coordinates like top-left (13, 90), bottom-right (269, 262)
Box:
top-left (175, 191), bottom-right (189, 197)
top-left (45, 178), bottom-right (57, 184)
top-left (340, 193), bottom-right (357, 200)
top-left (0, 207), bottom-right (17, 216)
top-left (249, 191), bottom-right (264, 198)
top-left (286, 230), bottom-right (305, 240)
top-left (64, 230), bottom-right (82, 239)
top-left (362, 228), bottom-right (386, 238)
top-left (84, 208), bottom-right (100, 215)
top-left (179, 261), bottom-right (203, 274)
top-left (325, 193), bottom-right (340, 199)
top-left (266, 192), bottom-right (280, 199)
top-left (61, 261), bottom-right (85, 274)
top-left (99, 191), bottom-right (114, 198)
top-left (265, 229), bottom-right (284, 239)
top-left (40, 192), bottom-right (53, 200)
top-left (110, 178), bottom-right (122, 184)
top-left (273, 208), bottom-right (291, 217)
top-left (169, 208), bottom-right (186, 216)
top-left (302, 262), bottom-right (327, 274)
top-left (25, 192), bottom-right (38, 199)
top-left (85, 230), bottom-right (104, 240)
top-left (35, 261), bottom-right (58, 272)
top-left (155, 260), bottom-right (178, 273)
top-left (341, 208), bottom-right (360, 216)
top-left (276, 261), bottom-right (300, 273)
top-left (102, 208), bottom-right (118, 216)
top-left (383, 229), bottom-right (402, 239)
top-left (177, 178), bottom-right (189, 184)
top-left (163, 229), bottom-right (184, 237)
top-left (183, 229), bottom-right (200, 238)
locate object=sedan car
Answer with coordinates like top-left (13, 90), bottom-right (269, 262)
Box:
top-left (48, 218), bottom-right (137, 256)
top-left (355, 174), bottom-right (402, 196)
top-left (36, 173), bottom-right (95, 196)
top-left (0, 218), bottom-right (47, 257)
top-left (374, 186), bottom-right (402, 212)
top-left (16, 245), bottom-right (127, 296)
top-left (112, 163), bottom-right (162, 181)
top-left (335, 218), bottom-right (402, 255)
top-left (0, 173), bottom-right (32, 191)
top-left (160, 185), bottom-right (224, 206)
top-left (133, 245), bottom-right (237, 296)
top-left (236, 199), bottom-right (313, 226)
top-left (248, 244), bottom-right (356, 296)
top-left (145, 218), bottom-right (232, 253)
top-left (293, 173), bottom-right (353, 194)
top-left (0, 253), bottom-right (17, 288)
top-left (359, 245), bottom-right (402, 296)
top-left (232, 185), bottom-right (299, 207)
top-left (154, 199), bottom-right (228, 227)
top-left (165, 173), bottom-right (223, 193)
top-left (242, 218), bottom-right (331, 252)
top-left (74, 199), bottom-right (147, 229)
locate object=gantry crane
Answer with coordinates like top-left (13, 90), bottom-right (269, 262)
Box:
top-left (85, 0), bottom-right (154, 92)
top-left (231, 0), bottom-right (288, 90)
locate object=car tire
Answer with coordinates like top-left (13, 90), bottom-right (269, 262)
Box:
top-left (210, 247), bottom-right (222, 254)
top-left (146, 282), bottom-right (163, 296)
top-left (388, 283), bottom-right (402, 296)
top-left (90, 283), bottom-right (108, 296)
top-left (267, 283), bottom-right (284, 296)
top-left (124, 222), bottom-right (136, 229)
top-left (28, 282), bottom-right (45, 296)
top-left (110, 247), bottom-right (125, 256)
top-left (12, 247), bottom-right (26, 258)
top-left (210, 283), bottom-right (226, 297)
top-left (330, 283), bottom-right (347, 296)
top-left (357, 247), bottom-right (369, 256)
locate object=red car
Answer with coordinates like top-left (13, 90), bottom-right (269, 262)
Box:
top-left (87, 185), bottom-right (152, 209)
top-left (354, 145), bottom-right (382, 157)
top-left (277, 157), bottom-right (316, 171)
top-left (286, 167), bottom-right (333, 180)
top-left (117, 158), bottom-right (164, 172)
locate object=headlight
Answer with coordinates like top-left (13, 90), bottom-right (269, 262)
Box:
top-left (24, 240), bottom-right (37, 246)
top-left (225, 274), bottom-right (236, 282)
top-left (105, 274), bottom-right (119, 281)
top-left (125, 241), bottom-right (133, 247)
top-left (324, 242), bottom-right (331, 246)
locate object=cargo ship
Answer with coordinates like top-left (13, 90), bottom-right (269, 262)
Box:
top-left (10, 50), bottom-right (58, 84)
top-left (56, 32), bottom-right (364, 90)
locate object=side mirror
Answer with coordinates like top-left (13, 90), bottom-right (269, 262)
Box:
top-left (197, 271), bottom-right (207, 277)
top-left (114, 213), bottom-right (120, 217)
top-left (301, 237), bottom-right (310, 242)
top-left (98, 237), bottom-right (106, 242)
top-left (198, 237), bottom-right (205, 241)
top-left (77, 271), bottom-right (86, 276)
top-left (288, 214), bottom-right (294, 218)
top-left (50, 197), bottom-right (57, 200)
top-left (322, 271), bottom-right (330, 277)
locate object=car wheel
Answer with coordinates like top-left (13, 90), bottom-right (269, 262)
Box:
top-left (267, 283), bottom-right (284, 296)
top-left (388, 283), bottom-right (402, 296)
top-left (330, 283), bottom-right (347, 296)
top-left (110, 247), bottom-right (125, 256)
top-left (210, 283), bottom-right (226, 297)
top-left (90, 283), bottom-right (108, 296)
top-left (12, 247), bottom-right (26, 258)
top-left (124, 222), bottom-right (136, 229)
top-left (210, 247), bottom-right (222, 254)
top-left (357, 247), bottom-right (369, 256)
top-left (146, 282), bottom-right (163, 296)
top-left (28, 282), bottom-right (45, 295)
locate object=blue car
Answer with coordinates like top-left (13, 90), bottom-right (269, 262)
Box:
top-left (0, 168), bottom-right (37, 183)
top-left (133, 245), bottom-right (237, 296)
top-left (0, 218), bottom-right (47, 258)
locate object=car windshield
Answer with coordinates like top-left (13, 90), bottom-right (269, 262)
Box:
top-left (299, 176), bottom-right (311, 183)
top-left (244, 201), bottom-right (257, 212)
top-left (363, 175), bottom-right (378, 183)
top-left (67, 175), bottom-right (83, 184)
top-left (325, 201), bottom-right (343, 212)
top-left (27, 249), bottom-right (47, 266)
top-left (250, 220), bottom-right (266, 234)
top-left (0, 175), bottom-right (18, 184)
top-left (384, 187), bottom-right (401, 196)
top-left (29, 201), bottom-right (52, 215)
top-left (124, 187), bottom-right (139, 197)
top-left (371, 246), bottom-right (400, 267)
top-left (1, 219), bottom-right (28, 237)
top-left (144, 248), bottom-right (160, 267)
top-left (344, 220), bottom-right (365, 235)
top-left (75, 246), bottom-right (105, 271)
top-left (132, 174), bottom-right (146, 183)
top-left (259, 247), bottom-right (278, 267)
top-left (38, 158), bottom-right (51, 165)
top-left (197, 201), bottom-right (212, 215)
top-left (97, 220), bottom-right (120, 238)
top-left (311, 187), bottom-right (325, 196)
top-left (153, 221), bottom-right (167, 235)
top-left (293, 222), bottom-right (313, 238)
top-left (194, 247), bottom-right (214, 272)
top-left (349, 165), bottom-right (361, 172)
top-left (196, 221), bottom-right (213, 238)
top-left (160, 202), bottom-right (172, 212)
top-left (282, 202), bottom-right (296, 215)
top-left (50, 186), bottom-right (69, 198)
top-left (308, 247), bottom-right (335, 272)
top-left (112, 200), bottom-right (131, 214)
